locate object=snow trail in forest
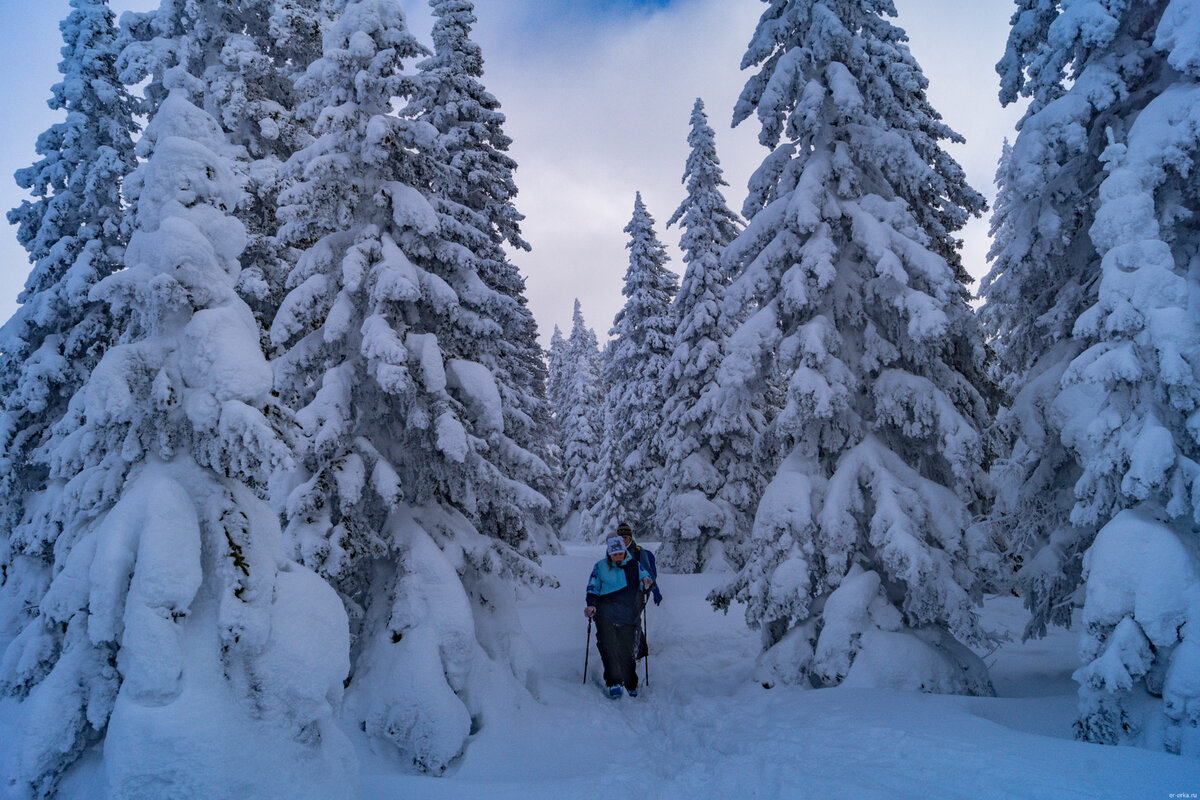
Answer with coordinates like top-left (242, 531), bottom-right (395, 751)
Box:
top-left (2, 542), bottom-right (1197, 798)
top-left (361, 544), bottom-right (1200, 800)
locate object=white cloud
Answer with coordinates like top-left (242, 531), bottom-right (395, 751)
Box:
top-left (0, 0), bottom-right (1024, 347)
top-left (445, 0), bottom-right (764, 342)
top-left (434, 0), bottom-right (1024, 343)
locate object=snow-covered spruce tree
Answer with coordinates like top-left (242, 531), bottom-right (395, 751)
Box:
top-left (211, 0), bottom-right (332, 336)
top-left (545, 324), bottom-right (567, 515)
top-left (0, 84), bottom-right (354, 799)
top-left (656, 98), bottom-right (755, 574)
top-left (0, 0), bottom-right (138, 646)
top-left (591, 194), bottom-right (678, 534)
top-left (986, 0), bottom-right (1200, 754)
top-left (708, 0), bottom-right (996, 695)
top-left (271, 0), bottom-right (555, 772)
top-left (980, 0), bottom-right (1122, 644)
top-left (117, 0), bottom-right (328, 337)
top-left (408, 0), bottom-right (559, 552)
top-left (555, 300), bottom-right (606, 540)
top-left (547, 324), bottom-right (567, 418)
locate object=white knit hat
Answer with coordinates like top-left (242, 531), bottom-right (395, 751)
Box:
top-left (606, 536), bottom-right (626, 556)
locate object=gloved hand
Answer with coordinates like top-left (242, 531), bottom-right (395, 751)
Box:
top-left (652, 586), bottom-right (662, 606)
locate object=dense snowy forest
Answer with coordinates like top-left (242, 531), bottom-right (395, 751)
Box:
top-left (0, 0), bottom-right (1197, 797)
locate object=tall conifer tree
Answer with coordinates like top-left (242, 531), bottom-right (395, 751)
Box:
top-left (710, 0), bottom-right (996, 694)
top-left (544, 323), bottom-right (568, 520)
top-left (1, 39), bottom-right (354, 800)
top-left (547, 324), bottom-right (568, 420)
top-left (408, 0), bottom-right (557, 550)
top-left (270, 0), bottom-right (554, 771)
top-left (985, 0), bottom-right (1200, 752)
top-left (656, 98), bottom-right (754, 573)
top-left (0, 0), bottom-right (138, 635)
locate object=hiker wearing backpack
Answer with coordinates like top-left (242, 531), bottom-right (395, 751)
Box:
top-left (617, 522), bottom-right (660, 661)
top-left (585, 536), bottom-right (652, 699)
top-left (618, 523), bottom-right (661, 605)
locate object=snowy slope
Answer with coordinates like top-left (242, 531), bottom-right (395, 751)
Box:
top-left (3, 543), bottom-right (1197, 799)
top-left (361, 544), bottom-right (1199, 800)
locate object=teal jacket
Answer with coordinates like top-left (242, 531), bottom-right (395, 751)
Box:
top-left (586, 556), bottom-right (650, 625)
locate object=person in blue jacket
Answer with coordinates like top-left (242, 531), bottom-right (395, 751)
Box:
top-left (585, 536), bottom-right (652, 699)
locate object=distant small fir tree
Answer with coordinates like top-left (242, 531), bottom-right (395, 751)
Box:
top-left (591, 194), bottom-right (678, 534)
top-left (552, 300), bottom-right (606, 539)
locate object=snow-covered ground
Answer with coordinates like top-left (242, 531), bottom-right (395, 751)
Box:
top-left (4, 542), bottom-right (1198, 799)
top-left (364, 543), bottom-right (1200, 799)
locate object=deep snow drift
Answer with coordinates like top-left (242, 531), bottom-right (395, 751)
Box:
top-left (3, 542), bottom-right (1197, 799)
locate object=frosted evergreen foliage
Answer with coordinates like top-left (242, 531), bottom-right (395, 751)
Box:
top-left (592, 194), bottom-right (686, 532)
top-left (0, 0), bottom-right (138, 674)
top-left (553, 301), bottom-right (605, 540)
top-left (271, 0), bottom-right (555, 771)
top-left (1, 88), bottom-right (354, 799)
top-left (656, 98), bottom-right (756, 574)
top-left (547, 324), bottom-right (567, 418)
top-left (709, 0), bottom-right (996, 696)
top-left (408, 0), bottom-right (557, 551)
top-left (591, 194), bottom-right (678, 532)
top-left (985, 0), bottom-right (1200, 753)
top-left (544, 324), bottom-right (567, 517)
top-left (982, 0), bottom-right (1129, 641)
top-left (986, 0), bottom-right (1200, 754)
top-left (117, 0), bottom-right (329, 337)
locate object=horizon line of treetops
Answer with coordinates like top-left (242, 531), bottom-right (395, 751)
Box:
top-left (0, 0), bottom-right (1196, 795)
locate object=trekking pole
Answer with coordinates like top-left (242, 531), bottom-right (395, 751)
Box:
top-left (583, 618), bottom-right (592, 684)
top-left (643, 597), bottom-right (649, 687)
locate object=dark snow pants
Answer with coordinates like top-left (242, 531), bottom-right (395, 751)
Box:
top-left (595, 616), bottom-right (638, 691)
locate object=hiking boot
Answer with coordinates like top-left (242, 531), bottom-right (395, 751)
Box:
top-left (607, 685), bottom-right (622, 700)
top-left (627, 688), bottom-right (638, 698)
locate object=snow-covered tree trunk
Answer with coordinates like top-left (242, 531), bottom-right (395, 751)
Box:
top-left (709, 0), bottom-right (996, 696)
top-left (984, 0), bottom-right (1200, 753)
top-left (0, 0), bottom-right (138, 653)
top-left (1, 86), bottom-right (354, 799)
top-left (656, 98), bottom-right (756, 574)
top-left (271, 0), bottom-right (555, 772)
top-left (591, 194), bottom-right (678, 534)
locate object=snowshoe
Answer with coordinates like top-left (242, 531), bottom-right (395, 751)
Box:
top-left (627, 688), bottom-right (638, 698)
top-left (607, 685), bottom-right (622, 700)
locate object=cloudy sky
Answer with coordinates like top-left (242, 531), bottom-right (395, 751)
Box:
top-left (0, 0), bottom-right (1023, 346)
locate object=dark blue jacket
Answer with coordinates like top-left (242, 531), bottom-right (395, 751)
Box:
top-left (629, 540), bottom-right (661, 604)
top-left (586, 555), bottom-right (650, 626)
